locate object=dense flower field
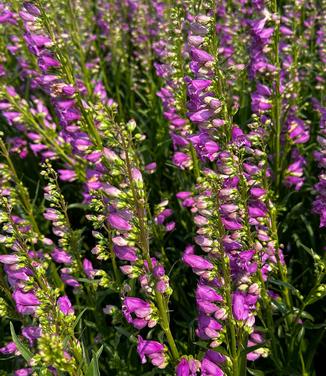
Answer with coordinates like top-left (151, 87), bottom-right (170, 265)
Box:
top-left (0, 0), bottom-right (325, 375)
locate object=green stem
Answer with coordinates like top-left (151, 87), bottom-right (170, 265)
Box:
top-left (222, 258), bottom-right (239, 376)
top-left (106, 227), bottom-right (121, 285)
top-left (258, 272), bottom-right (283, 369)
top-left (0, 139), bottom-right (41, 236)
top-left (190, 143), bottom-right (200, 180)
top-left (271, 207), bottom-right (292, 309)
top-left (121, 130), bottom-right (179, 360)
top-left (272, 0), bottom-right (282, 194)
top-left (155, 291), bottom-right (179, 360)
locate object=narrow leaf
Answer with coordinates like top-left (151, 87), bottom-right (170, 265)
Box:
top-left (10, 322), bottom-right (33, 362)
top-left (86, 345), bottom-right (103, 376)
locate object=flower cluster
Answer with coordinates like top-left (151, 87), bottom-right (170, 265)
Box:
top-left (0, 1), bottom-right (324, 375)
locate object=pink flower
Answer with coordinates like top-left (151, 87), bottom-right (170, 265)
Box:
top-left (13, 290), bottom-right (40, 315)
top-left (137, 336), bottom-right (167, 369)
top-left (108, 213), bottom-right (132, 231)
top-left (57, 296), bottom-right (74, 315)
top-left (123, 297), bottom-right (156, 330)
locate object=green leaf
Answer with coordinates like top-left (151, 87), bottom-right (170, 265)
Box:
top-left (73, 307), bottom-right (89, 330)
top-left (247, 368), bottom-right (265, 376)
top-left (308, 293), bottom-right (326, 305)
top-left (76, 278), bottom-right (99, 285)
top-left (269, 279), bottom-right (302, 299)
top-left (86, 345), bottom-right (103, 376)
top-left (115, 326), bottom-right (137, 343)
top-left (67, 203), bottom-right (88, 210)
top-left (240, 344), bottom-right (265, 356)
top-left (10, 322), bottom-right (33, 362)
top-left (303, 322), bottom-right (326, 330)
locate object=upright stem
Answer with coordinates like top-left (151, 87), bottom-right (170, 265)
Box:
top-left (272, 0), bottom-right (282, 194)
top-left (106, 227), bottom-right (121, 285)
top-left (222, 258), bottom-right (239, 376)
top-left (270, 207), bottom-right (292, 309)
top-left (215, 191), bottom-right (239, 375)
top-left (121, 131), bottom-right (179, 360)
top-left (258, 271), bottom-right (283, 369)
top-left (0, 139), bottom-right (41, 236)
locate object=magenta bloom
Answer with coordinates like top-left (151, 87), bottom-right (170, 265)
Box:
top-left (172, 152), bottom-right (192, 169)
top-left (43, 208), bottom-right (60, 221)
top-left (190, 47), bottom-right (214, 63)
top-left (61, 273), bottom-right (80, 288)
top-left (197, 315), bottom-right (222, 340)
top-left (14, 369), bottom-right (33, 376)
top-left (51, 248), bottom-right (72, 264)
top-left (123, 297), bottom-right (155, 329)
top-left (83, 258), bottom-right (96, 279)
top-left (176, 357), bottom-right (200, 376)
top-left (145, 162), bottom-right (157, 173)
top-left (13, 290), bottom-right (40, 315)
top-left (0, 254), bottom-right (19, 264)
top-left (23, 2), bottom-right (41, 16)
top-left (57, 296), bottom-right (74, 315)
top-left (0, 341), bottom-right (17, 355)
top-left (232, 292), bottom-right (249, 321)
top-left (38, 54), bottom-right (60, 71)
top-left (22, 326), bottom-right (41, 345)
top-left (183, 253), bottom-right (214, 272)
top-left (196, 285), bottom-right (223, 302)
top-left (113, 245), bottom-right (138, 261)
top-left (201, 359), bottom-right (223, 375)
top-left (108, 213), bottom-right (132, 231)
top-left (137, 336), bottom-right (167, 369)
top-left (58, 169), bottom-right (77, 182)
top-left (204, 350), bottom-right (226, 365)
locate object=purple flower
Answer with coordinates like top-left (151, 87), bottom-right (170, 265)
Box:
top-left (108, 213), bottom-right (132, 231)
top-left (13, 290), bottom-right (40, 315)
top-left (189, 109), bottom-right (214, 123)
top-left (145, 162), bottom-right (157, 174)
top-left (0, 254), bottom-right (19, 264)
top-left (284, 152), bottom-right (306, 191)
top-left (83, 258), bottom-right (96, 279)
top-left (131, 168), bottom-right (143, 183)
top-left (197, 315), bottom-right (222, 340)
top-left (38, 54), bottom-right (60, 71)
top-left (165, 221), bottom-right (176, 232)
top-left (204, 350), bottom-right (226, 365)
top-left (58, 169), bottom-right (77, 182)
top-left (123, 297), bottom-right (156, 329)
top-left (14, 369), bottom-right (33, 376)
top-left (196, 285), bottom-right (223, 302)
top-left (113, 245), bottom-right (138, 261)
top-left (172, 152), bottom-right (192, 169)
top-left (176, 357), bottom-right (201, 376)
top-left (22, 326), bottom-right (41, 346)
top-left (43, 208), bottom-right (60, 221)
top-left (0, 341), bottom-right (17, 355)
top-left (137, 336), bottom-right (167, 369)
top-left (61, 273), bottom-right (80, 287)
top-left (23, 2), bottom-right (41, 16)
top-left (57, 296), bottom-right (74, 315)
top-left (51, 248), bottom-right (72, 264)
top-left (232, 292), bottom-right (249, 321)
top-left (190, 48), bottom-right (214, 63)
top-left (183, 253), bottom-right (214, 273)
top-left (247, 332), bottom-right (265, 361)
top-left (201, 359), bottom-right (223, 375)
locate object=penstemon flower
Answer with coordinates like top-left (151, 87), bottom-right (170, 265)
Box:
top-left (0, 1), bottom-right (324, 375)
top-left (0, 155), bottom-right (82, 374)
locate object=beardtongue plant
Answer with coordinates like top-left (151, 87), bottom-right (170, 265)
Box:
top-left (0, 0), bottom-right (325, 375)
